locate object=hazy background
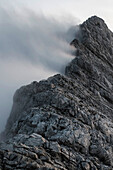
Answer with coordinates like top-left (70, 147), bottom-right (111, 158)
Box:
top-left (0, 6), bottom-right (77, 132)
top-left (0, 0), bottom-right (113, 132)
top-left (1, 0), bottom-right (113, 30)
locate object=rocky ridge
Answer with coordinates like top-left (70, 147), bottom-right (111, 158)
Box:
top-left (0, 16), bottom-right (113, 169)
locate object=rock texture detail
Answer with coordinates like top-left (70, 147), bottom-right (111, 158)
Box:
top-left (0, 16), bottom-right (113, 169)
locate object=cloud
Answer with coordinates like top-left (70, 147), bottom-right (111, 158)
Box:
top-left (0, 7), bottom-right (79, 132)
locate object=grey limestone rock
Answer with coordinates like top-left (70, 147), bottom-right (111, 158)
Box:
top-left (0, 16), bottom-right (113, 169)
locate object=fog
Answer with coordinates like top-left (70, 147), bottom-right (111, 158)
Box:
top-left (0, 7), bottom-right (78, 132)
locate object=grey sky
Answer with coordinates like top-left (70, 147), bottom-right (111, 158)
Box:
top-left (1, 0), bottom-right (113, 30)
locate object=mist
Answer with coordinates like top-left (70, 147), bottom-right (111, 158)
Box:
top-left (0, 7), bottom-right (78, 132)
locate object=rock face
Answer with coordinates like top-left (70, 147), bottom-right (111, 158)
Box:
top-left (0, 16), bottom-right (113, 169)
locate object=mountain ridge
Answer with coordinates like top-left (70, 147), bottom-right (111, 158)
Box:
top-left (0, 16), bottom-right (113, 169)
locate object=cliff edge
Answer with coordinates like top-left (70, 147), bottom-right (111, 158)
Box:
top-left (0, 16), bottom-right (113, 170)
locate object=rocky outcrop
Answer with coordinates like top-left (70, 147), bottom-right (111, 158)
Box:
top-left (0, 16), bottom-right (113, 169)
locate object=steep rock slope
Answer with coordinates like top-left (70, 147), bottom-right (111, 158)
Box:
top-left (0, 16), bottom-right (113, 169)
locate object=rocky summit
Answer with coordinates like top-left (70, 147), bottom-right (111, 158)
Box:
top-left (0, 16), bottom-right (113, 170)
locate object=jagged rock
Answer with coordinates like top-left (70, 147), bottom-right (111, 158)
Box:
top-left (0, 16), bottom-right (113, 169)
